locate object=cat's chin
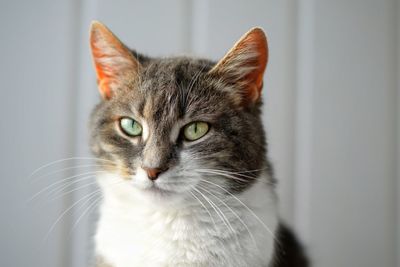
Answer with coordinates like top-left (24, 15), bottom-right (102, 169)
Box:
top-left (130, 183), bottom-right (186, 205)
top-left (142, 184), bottom-right (175, 196)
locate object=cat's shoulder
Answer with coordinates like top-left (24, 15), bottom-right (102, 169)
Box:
top-left (271, 223), bottom-right (310, 267)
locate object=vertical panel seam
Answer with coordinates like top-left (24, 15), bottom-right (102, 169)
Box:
top-left (69, 0), bottom-right (99, 267)
top-left (63, 0), bottom-right (85, 266)
top-left (293, 0), bottom-right (315, 246)
top-left (396, 0), bottom-right (400, 265)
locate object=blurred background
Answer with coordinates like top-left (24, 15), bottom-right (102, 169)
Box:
top-left (0, 0), bottom-right (398, 266)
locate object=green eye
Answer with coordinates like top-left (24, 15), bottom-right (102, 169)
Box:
top-left (119, 117), bottom-right (142, 137)
top-left (183, 122), bottom-right (209, 141)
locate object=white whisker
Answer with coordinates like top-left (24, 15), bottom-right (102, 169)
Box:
top-left (44, 180), bottom-right (123, 243)
top-left (49, 180), bottom-right (98, 201)
top-left (43, 190), bottom-right (102, 242)
top-left (192, 187), bottom-right (237, 243)
top-left (196, 169), bottom-right (253, 183)
top-left (29, 157), bottom-right (115, 180)
top-left (197, 168), bottom-right (258, 179)
top-left (70, 195), bottom-right (102, 234)
top-left (30, 163), bottom-right (116, 183)
top-left (189, 189), bottom-right (233, 254)
top-left (197, 184), bottom-right (259, 252)
top-left (199, 179), bottom-right (278, 243)
top-left (28, 171), bottom-right (106, 203)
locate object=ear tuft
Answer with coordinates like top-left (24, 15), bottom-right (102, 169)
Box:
top-left (89, 21), bottom-right (140, 99)
top-left (209, 27), bottom-right (268, 105)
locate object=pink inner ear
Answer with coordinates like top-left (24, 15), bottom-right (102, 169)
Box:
top-left (90, 21), bottom-right (140, 100)
top-left (238, 30), bottom-right (268, 103)
top-left (210, 28), bottom-right (268, 105)
top-left (96, 69), bottom-right (113, 100)
top-left (92, 49), bottom-right (115, 99)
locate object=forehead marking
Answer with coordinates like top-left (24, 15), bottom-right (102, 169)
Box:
top-left (141, 119), bottom-right (150, 142)
top-left (170, 120), bottom-right (185, 143)
top-left (143, 95), bottom-right (154, 120)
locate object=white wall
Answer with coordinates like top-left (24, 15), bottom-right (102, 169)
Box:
top-left (0, 1), bottom-right (398, 266)
top-left (0, 0), bottom-right (79, 266)
top-left (295, 1), bottom-right (398, 266)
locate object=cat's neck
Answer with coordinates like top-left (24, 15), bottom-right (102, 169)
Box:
top-left (95, 172), bottom-right (278, 267)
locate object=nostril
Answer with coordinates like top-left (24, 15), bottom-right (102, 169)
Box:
top-left (142, 167), bottom-right (169, 181)
top-left (146, 168), bottom-right (161, 180)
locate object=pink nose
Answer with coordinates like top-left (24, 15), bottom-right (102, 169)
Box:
top-left (142, 167), bottom-right (167, 180)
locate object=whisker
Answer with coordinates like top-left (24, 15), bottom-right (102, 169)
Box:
top-left (48, 180), bottom-right (98, 201)
top-left (196, 169), bottom-right (253, 183)
top-left (46, 175), bottom-right (97, 199)
top-left (43, 189), bottom-right (102, 242)
top-left (68, 180), bottom-right (126, 236)
top-left (28, 171), bottom-right (107, 203)
top-left (199, 179), bottom-right (279, 244)
top-left (197, 182), bottom-right (227, 197)
top-left (218, 167), bottom-right (268, 175)
top-left (189, 190), bottom-right (217, 229)
top-left (29, 157), bottom-right (115, 180)
top-left (183, 154), bottom-right (231, 164)
top-left (189, 189), bottom-right (231, 254)
top-left (197, 168), bottom-right (259, 179)
top-left (30, 163), bottom-right (118, 183)
top-left (43, 179), bottom-right (125, 243)
top-left (197, 184), bottom-right (259, 252)
top-left (195, 168), bottom-right (275, 186)
top-left (69, 195), bottom-right (102, 234)
top-left (192, 187), bottom-right (237, 241)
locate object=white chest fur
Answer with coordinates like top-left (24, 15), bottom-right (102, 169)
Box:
top-left (95, 174), bottom-right (278, 267)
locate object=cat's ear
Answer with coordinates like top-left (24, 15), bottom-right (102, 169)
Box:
top-left (209, 28), bottom-right (268, 105)
top-left (89, 21), bottom-right (141, 100)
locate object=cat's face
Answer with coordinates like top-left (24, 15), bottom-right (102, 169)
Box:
top-left (89, 22), bottom-right (271, 203)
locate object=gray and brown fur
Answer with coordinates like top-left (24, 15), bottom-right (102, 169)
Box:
top-left (89, 22), bottom-right (308, 266)
top-left (90, 55), bottom-right (273, 193)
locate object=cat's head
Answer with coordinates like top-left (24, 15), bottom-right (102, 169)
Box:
top-left (89, 21), bottom-right (272, 204)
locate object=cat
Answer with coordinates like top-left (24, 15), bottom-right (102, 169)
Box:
top-left (89, 21), bottom-right (308, 267)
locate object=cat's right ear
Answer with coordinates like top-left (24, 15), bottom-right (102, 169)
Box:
top-left (89, 21), bottom-right (141, 100)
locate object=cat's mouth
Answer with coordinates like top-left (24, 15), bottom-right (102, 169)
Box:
top-left (143, 183), bottom-right (175, 196)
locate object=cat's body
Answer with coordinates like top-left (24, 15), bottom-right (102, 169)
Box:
top-left (89, 22), bottom-right (308, 267)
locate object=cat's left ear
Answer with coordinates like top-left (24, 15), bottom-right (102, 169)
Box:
top-left (209, 28), bottom-right (268, 106)
top-left (90, 21), bottom-right (141, 100)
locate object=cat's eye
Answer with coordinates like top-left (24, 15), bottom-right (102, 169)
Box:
top-left (183, 122), bottom-right (209, 141)
top-left (119, 117), bottom-right (142, 137)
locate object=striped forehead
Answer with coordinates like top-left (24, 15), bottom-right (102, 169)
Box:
top-left (137, 88), bottom-right (183, 144)
top-left (142, 87), bottom-right (182, 124)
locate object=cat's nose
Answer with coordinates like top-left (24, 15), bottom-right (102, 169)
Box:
top-left (142, 167), bottom-right (168, 181)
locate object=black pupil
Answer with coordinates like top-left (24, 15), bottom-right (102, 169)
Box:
top-left (194, 123), bottom-right (197, 133)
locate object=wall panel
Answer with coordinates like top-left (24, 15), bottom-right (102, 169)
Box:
top-left (298, 0), bottom-right (398, 266)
